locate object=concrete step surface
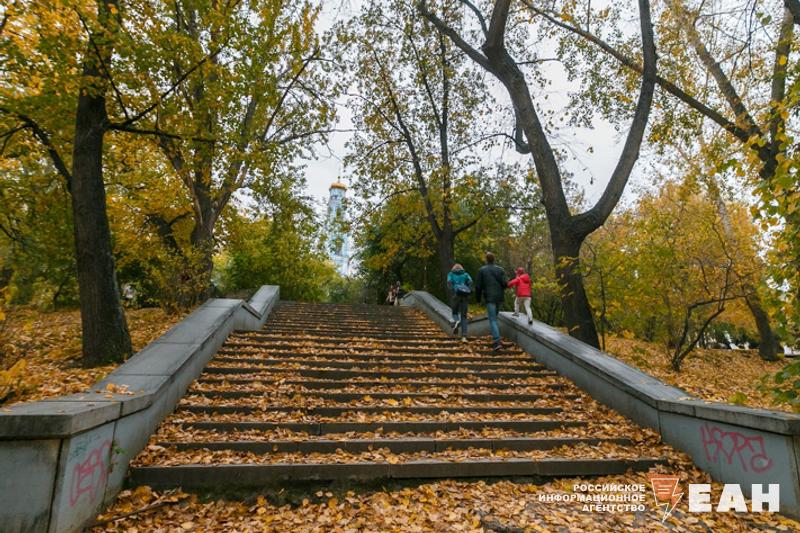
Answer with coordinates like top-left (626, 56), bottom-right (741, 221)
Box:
top-left (127, 301), bottom-right (665, 489)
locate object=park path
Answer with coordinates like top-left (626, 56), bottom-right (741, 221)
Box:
top-left (128, 302), bottom-right (667, 488)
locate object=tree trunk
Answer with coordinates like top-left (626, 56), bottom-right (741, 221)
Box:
top-left (188, 195), bottom-right (218, 302)
top-left (745, 294), bottom-right (781, 360)
top-left (190, 220), bottom-right (215, 282)
top-left (71, 5), bottom-right (132, 366)
top-left (551, 230), bottom-right (600, 348)
top-left (436, 233), bottom-right (456, 298)
top-left (705, 175), bottom-right (780, 361)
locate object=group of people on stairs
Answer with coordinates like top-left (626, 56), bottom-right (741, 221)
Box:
top-left (446, 252), bottom-right (533, 351)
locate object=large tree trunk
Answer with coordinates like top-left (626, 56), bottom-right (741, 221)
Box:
top-left (551, 230), bottom-right (599, 348)
top-left (190, 218), bottom-right (215, 281)
top-left (745, 294), bottom-right (781, 360)
top-left (436, 232), bottom-right (456, 298)
top-left (71, 0), bottom-right (132, 367)
top-left (188, 191), bottom-right (218, 301)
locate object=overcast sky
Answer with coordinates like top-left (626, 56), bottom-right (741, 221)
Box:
top-left (302, 1), bottom-right (643, 211)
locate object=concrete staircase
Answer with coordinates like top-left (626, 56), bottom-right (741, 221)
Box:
top-left (128, 302), bottom-right (664, 488)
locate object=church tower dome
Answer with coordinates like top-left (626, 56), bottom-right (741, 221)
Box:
top-left (326, 179), bottom-right (350, 275)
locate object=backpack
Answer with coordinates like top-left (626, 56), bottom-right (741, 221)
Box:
top-left (454, 283), bottom-right (472, 295)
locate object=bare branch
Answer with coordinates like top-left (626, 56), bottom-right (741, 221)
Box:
top-left (458, 0), bottom-right (488, 36)
top-left (525, 4), bottom-right (752, 144)
top-left (417, 1), bottom-right (492, 71)
top-left (662, 0), bottom-right (760, 136)
top-left (107, 123), bottom-right (216, 143)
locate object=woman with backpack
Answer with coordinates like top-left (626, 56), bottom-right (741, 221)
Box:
top-left (508, 267), bottom-right (533, 325)
top-left (447, 263), bottom-right (472, 341)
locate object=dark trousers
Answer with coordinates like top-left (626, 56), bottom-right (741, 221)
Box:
top-left (451, 294), bottom-right (469, 336)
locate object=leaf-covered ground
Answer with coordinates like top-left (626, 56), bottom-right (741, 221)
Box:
top-left (92, 470), bottom-right (799, 532)
top-left (605, 336), bottom-right (791, 412)
top-left (0, 306), bottom-right (186, 405)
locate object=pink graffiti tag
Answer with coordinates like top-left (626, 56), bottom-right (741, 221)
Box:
top-left (69, 440), bottom-right (112, 507)
top-left (699, 423), bottom-right (773, 473)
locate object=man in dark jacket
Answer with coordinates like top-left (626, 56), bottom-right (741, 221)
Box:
top-left (475, 252), bottom-right (508, 350)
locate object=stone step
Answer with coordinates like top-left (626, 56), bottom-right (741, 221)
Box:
top-left (218, 347), bottom-right (529, 362)
top-left (202, 367), bottom-right (555, 380)
top-left (260, 329), bottom-right (450, 340)
top-left (179, 405), bottom-right (564, 416)
top-left (265, 324), bottom-right (443, 334)
top-left (181, 420), bottom-right (587, 434)
top-left (265, 316), bottom-right (432, 325)
top-left (210, 356), bottom-right (542, 372)
top-left (270, 305), bottom-right (418, 312)
top-left (266, 319), bottom-right (440, 326)
top-left (266, 313), bottom-right (435, 321)
top-left (129, 300), bottom-right (658, 500)
top-left (234, 332), bottom-right (491, 347)
top-left (190, 390), bottom-right (576, 403)
top-left (264, 324), bottom-right (450, 340)
top-left (130, 458), bottom-right (664, 488)
top-left (196, 378), bottom-right (570, 391)
top-left (158, 437), bottom-right (631, 454)
top-left (220, 342), bottom-right (526, 357)
top-left (274, 302), bottom-right (415, 309)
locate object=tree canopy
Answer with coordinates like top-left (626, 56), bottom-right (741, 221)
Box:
top-left (0, 0), bottom-right (798, 418)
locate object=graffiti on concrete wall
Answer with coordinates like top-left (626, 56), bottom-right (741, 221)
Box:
top-left (700, 423), bottom-right (773, 473)
top-left (69, 439), bottom-right (111, 507)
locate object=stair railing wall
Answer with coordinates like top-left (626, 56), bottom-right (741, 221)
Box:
top-left (0, 286), bottom-right (280, 533)
top-left (402, 290), bottom-right (800, 518)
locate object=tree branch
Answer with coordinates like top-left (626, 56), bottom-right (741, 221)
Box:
top-left (417, 1), bottom-right (492, 71)
top-left (115, 36), bottom-right (232, 128)
top-left (483, 0), bottom-right (512, 55)
top-left (786, 0), bottom-right (800, 25)
top-left (525, 3), bottom-right (752, 144)
top-left (107, 123), bottom-right (216, 143)
top-left (0, 107), bottom-right (72, 186)
top-left (570, 0), bottom-right (658, 238)
top-left (768, 7), bottom-right (794, 158)
top-left (374, 48), bottom-right (443, 239)
top-left (259, 49), bottom-right (319, 143)
top-left (74, 5), bottom-right (130, 121)
top-left (663, 0), bottom-right (760, 136)
top-left (459, 0), bottom-right (489, 36)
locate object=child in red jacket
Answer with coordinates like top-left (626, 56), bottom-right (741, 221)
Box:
top-left (508, 267), bottom-right (533, 325)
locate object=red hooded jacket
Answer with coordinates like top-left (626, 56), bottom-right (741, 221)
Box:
top-left (508, 269), bottom-right (532, 297)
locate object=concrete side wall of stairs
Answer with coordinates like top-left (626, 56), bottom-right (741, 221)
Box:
top-left (0, 286), bottom-right (280, 533)
top-left (402, 290), bottom-right (800, 518)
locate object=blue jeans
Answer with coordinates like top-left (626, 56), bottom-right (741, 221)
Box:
top-left (486, 302), bottom-right (500, 344)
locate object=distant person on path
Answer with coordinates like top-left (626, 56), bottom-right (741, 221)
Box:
top-left (385, 282), bottom-right (399, 305)
top-left (393, 281), bottom-right (405, 305)
top-left (447, 263), bottom-right (472, 342)
top-left (475, 252), bottom-right (508, 351)
top-left (386, 281), bottom-right (404, 306)
top-left (509, 267), bottom-right (533, 325)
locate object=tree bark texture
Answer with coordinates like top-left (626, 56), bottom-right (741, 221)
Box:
top-left (71, 0), bottom-right (132, 366)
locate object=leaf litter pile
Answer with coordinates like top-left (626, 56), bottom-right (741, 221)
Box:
top-left (0, 306), bottom-right (187, 405)
top-left (606, 336), bottom-right (789, 412)
top-left (93, 473), bottom-right (799, 532)
top-left (94, 302), bottom-right (799, 530)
